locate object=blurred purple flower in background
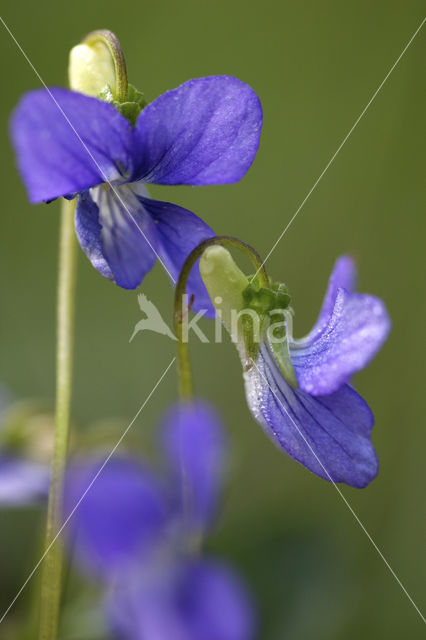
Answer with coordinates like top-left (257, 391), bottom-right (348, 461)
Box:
top-left (0, 456), bottom-right (49, 505)
top-left (10, 77), bottom-right (262, 310)
top-left (244, 256), bottom-right (391, 488)
top-left (0, 395), bottom-right (256, 638)
top-left (108, 558), bottom-right (254, 640)
top-left (0, 391), bottom-right (50, 505)
top-left (64, 401), bottom-right (256, 640)
top-left (63, 457), bottom-right (167, 578)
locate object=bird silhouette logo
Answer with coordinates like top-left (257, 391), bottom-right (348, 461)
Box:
top-left (129, 294), bottom-right (177, 342)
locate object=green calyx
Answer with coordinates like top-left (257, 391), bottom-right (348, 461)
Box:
top-left (242, 278), bottom-right (297, 387)
top-left (266, 311), bottom-right (298, 388)
top-left (199, 245), bottom-right (298, 387)
top-left (69, 30), bottom-right (147, 125)
top-left (243, 279), bottom-right (291, 315)
top-left (98, 83), bottom-right (147, 126)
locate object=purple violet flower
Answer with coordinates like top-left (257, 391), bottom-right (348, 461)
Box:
top-left (245, 256), bottom-right (390, 488)
top-left (63, 401), bottom-right (255, 640)
top-left (200, 250), bottom-right (391, 488)
top-left (10, 78), bottom-right (262, 309)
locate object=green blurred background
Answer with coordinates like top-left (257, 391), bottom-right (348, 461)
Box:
top-left (0, 1), bottom-right (425, 638)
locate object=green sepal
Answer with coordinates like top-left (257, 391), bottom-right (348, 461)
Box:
top-left (267, 330), bottom-right (298, 388)
top-left (241, 310), bottom-right (268, 366)
top-left (98, 83), bottom-right (148, 126)
top-left (238, 277), bottom-right (294, 372)
top-left (266, 308), bottom-right (298, 388)
top-left (243, 279), bottom-right (291, 315)
top-left (199, 247), bottom-right (297, 383)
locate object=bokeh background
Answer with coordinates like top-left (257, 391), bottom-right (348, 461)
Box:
top-left (0, 1), bottom-right (425, 638)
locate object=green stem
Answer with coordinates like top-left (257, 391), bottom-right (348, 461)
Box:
top-left (174, 235), bottom-right (269, 401)
top-left (38, 198), bottom-right (77, 640)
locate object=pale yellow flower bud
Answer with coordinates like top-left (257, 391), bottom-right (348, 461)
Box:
top-left (68, 41), bottom-right (116, 95)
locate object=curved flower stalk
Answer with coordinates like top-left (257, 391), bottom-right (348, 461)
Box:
top-left (10, 32), bottom-right (262, 310)
top-left (199, 246), bottom-right (391, 488)
top-left (63, 402), bottom-right (256, 640)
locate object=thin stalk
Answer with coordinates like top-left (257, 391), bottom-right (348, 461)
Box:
top-left (38, 198), bottom-right (77, 640)
top-left (173, 235), bottom-right (269, 400)
top-left (83, 30), bottom-right (128, 102)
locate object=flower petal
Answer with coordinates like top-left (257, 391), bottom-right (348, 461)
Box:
top-left (140, 197), bottom-right (215, 315)
top-left (290, 289), bottom-right (390, 395)
top-left (63, 457), bottom-right (167, 578)
top-left (109, 558), bottom-right (256, 640)
top-left (303, 255), bottom-right (358, 342)
top-left (309, 256), bottom-right (358, 336)
top-left (0, 457), bottom-right (49, 505)
top-left (134, 76), bottom-right (262, 185)
top-left (160, 401), bottom-right (227, 532)
top-left (76, 185), bottom-right (158, 289)
top-left (10, 88), bottom-right (135, 203)
top-left (75, 192), bottom-right (114, 281)
top-left (244, 346), bottom-right (378, 487)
